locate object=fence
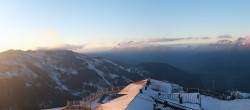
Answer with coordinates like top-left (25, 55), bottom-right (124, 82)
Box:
top-left (63, 86), bottom-right (125, 110)
top-left (158, 93), bottom-right (201, 104)
top-left (154, 98), bottom-right (200, 110)
top-left (184, 87), bottom-right (250, 101)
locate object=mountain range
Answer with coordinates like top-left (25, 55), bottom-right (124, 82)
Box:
top-left (1, 37), bottom-right (250, 109)
top-left (0, 50), bottom-right (199, 109)
top-left (90, 37), bottom-right (250, 93)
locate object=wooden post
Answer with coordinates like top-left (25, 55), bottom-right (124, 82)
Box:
top-left (66, 101), bottom-right (69, 109)
top-left (90, 99), bottom-right (92, 110)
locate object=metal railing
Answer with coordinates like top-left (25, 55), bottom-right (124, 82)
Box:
top-left (158, 93), bottom-right (201, 104)
top-left (155, 98), bottom-right (200, 110)
top-left (63, 86), bottom-right (125, 110)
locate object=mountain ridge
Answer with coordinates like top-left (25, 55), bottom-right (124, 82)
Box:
top-left (0, 49), bottom-right (198, 109)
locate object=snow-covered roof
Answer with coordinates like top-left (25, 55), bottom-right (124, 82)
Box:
top-left (126, 93), bottom-right (154, 110)
top-left (94, 80), bottom-right (147, 110)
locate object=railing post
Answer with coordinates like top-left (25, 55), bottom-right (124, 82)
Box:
top-left (199, 94), bottom-right (202, 108)
top-left (90, 98), bottom-right (92, 110)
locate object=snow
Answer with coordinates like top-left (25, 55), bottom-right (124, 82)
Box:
top-left (201, 95), bottom-right (250, 110)
top-left (94, 80), bottom-right (147, 110)
top-left (125, 79), bottom-right (199, 110)
top-left (19, 64), bottom-right (38, 79)
top-left (95, 79), bottom-right (250, 110)
top-left (240, 92), bottom-right (250, 98)
top-left (68, 68), bottom-right (78, 75)
top-left (79, 56), bottom-right (113, 86)
top-left (26, 83), bottom-right (32, 87)
top-left (103, 59), bottom-right (128, 71)
top-left (93, 79), bottom-right (185, 110)
top-left (49, 72), bottom-right (69, 91)
top-left (0, 71), bottom-right (18, 78)
top-left (103, 59), bottom-right (118, 66)
top-left (149, 79), bottom-right (173, 94)
top-left (84, 81), bottom-right (104, 90)
top-left (44, 78), bottom-right (250, 110)
top-left (0, 61), bottom-right (38, 80)
top-left (122, 76), bottom-right (133, 83)
top-left (108, 73), bottom-right (119, 79)
top-left (126, 93), bottom-right (154, 110)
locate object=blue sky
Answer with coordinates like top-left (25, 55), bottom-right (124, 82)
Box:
top-left (0, 0), bottom-right (250, 52)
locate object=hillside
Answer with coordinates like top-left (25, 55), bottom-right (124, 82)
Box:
top-left (0, 50), bottom-right (143, 109)
top-left (91, 38), bottom-right (250, 92)
top-left (134, 62), bottom-right (202, 88)
top-left (0, 50), bottom-right (197, 109)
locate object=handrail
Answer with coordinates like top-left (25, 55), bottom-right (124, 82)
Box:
top-left (65, 86), bottom-right (126, 109)
top-left (158, 93), bottom-right (201, 104)
top-left (154, 97), bottom-right (200, 110)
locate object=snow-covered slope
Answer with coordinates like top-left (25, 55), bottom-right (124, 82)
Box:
top-left (0, 50), bottom-right (145, 109)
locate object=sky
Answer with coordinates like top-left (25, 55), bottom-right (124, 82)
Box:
top-left (0, 0), bottom-right (250, 52)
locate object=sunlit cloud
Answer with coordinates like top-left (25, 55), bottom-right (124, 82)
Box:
top-left (115, 41), bottom-right (146, 49)
top-left (0, 30), bottom-right (243, 53)
top-left (148, 38), bottom-right (185, 43)
top-left (0, 29), bottom-right (85, 52)
top-left (107, 36), bottom-right (213, 51)
top-left (217, 35), bottom-right (232, 39)
top-left (147, 37), bottom-right (210, 43)
top-left (37, 43), bottom-right (84, 51)
top-left (200, 36), bottom-right (210, 39)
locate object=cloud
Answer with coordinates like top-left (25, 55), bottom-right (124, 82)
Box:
top-left (148, 38), bottom-right (185, 43)
top-left (115, 41), bottom-right (145, 49)
top-left (37, 43), bottom-right (84, 51)
top-left (200, 36), bottom-right (210, 39)
top-left (217, 35), bottom-right (232, 39)
top-left (128, 41), bottom-right (133, 43)
top-left (55, 44), bottom-right (84, 50)
top-left (32, 30), bottom-right (85, 51)
top-left (148, 37), bottom-right (210, 43)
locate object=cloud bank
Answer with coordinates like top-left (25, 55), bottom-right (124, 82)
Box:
top-left (148, 37), bottom-right (210, 43)
top-left (37, 43), bottom-right (84, 51)
top-left (217, 35), bottom-right (232, 39)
